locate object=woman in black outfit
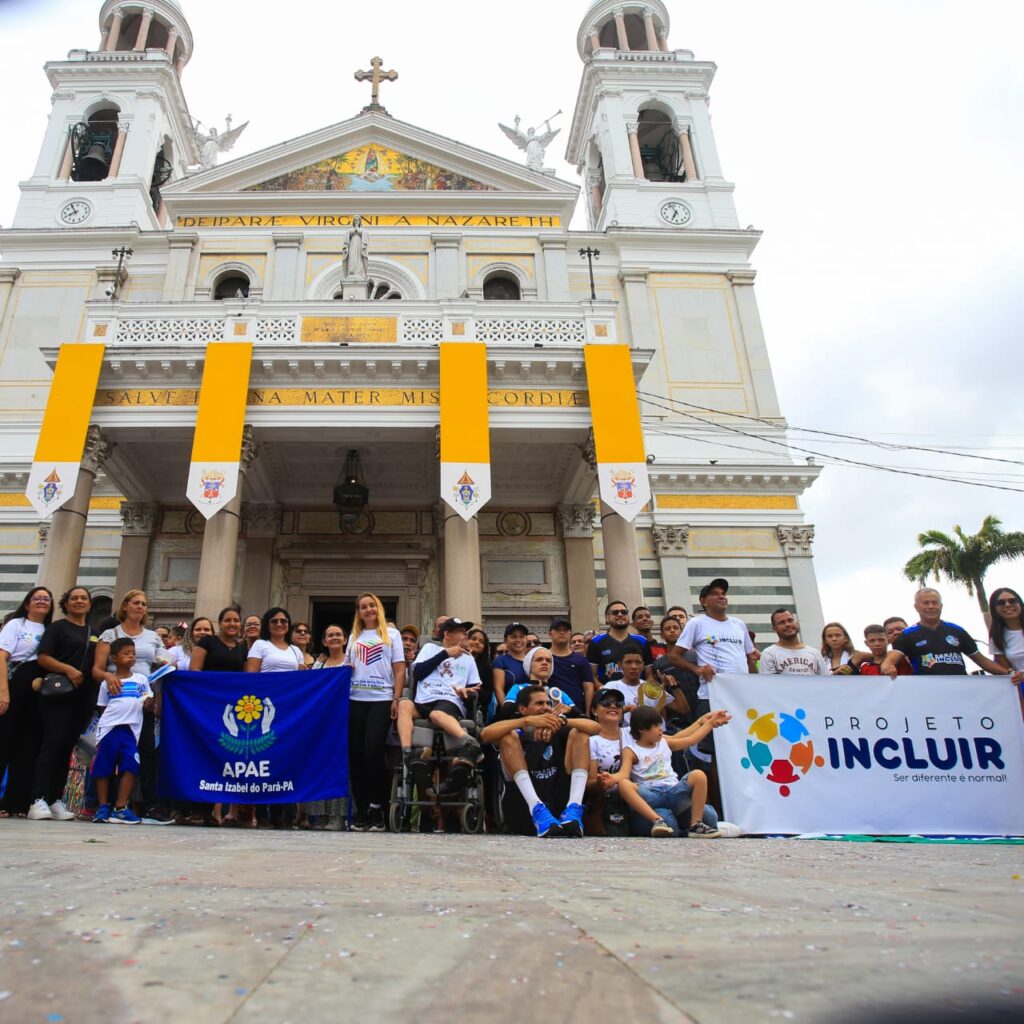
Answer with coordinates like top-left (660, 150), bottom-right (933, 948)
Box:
top-left (29, 586), bottom-right (95, 821)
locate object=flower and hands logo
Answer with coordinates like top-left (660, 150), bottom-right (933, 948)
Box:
top-left (740, 707), bottom-right (825, 797)
top-left (219, 694), bottom-right (277, 755)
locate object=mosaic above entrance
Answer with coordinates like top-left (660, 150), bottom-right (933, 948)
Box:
top-left (247, 145), bottom-right (494, 192)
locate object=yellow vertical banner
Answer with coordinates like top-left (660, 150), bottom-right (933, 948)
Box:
top-left (26, 344), bottom-right (106, 517)
top-left (583, 344), bottom-right (651, 522)
top-left (186, 342), bottom-right (254, 519)
top-left (439, 342), bottom-right (491, 520)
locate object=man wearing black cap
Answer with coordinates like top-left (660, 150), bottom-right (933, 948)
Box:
top-left (547, 616), bottom-right (596, 716)
top-left (492, 622), bottom-right (530, 705)
top-left (669, 579), bottom-right (757, 714)
top-left (586, 600), bottom-right (653, 688)
top-left (397, 617), bottom-right (482, 796)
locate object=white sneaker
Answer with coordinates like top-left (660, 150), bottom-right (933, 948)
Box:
top-left (27, 798), bottom-right (53, 820)
top-left (48, 800), bottom-right (76, 821)
top-left (717, 821), bottom-right (743, 838)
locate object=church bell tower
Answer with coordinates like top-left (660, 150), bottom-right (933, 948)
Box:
top-left (565, 0), bottom-right (739, 232)
top-left (12, 0), bottom-right (198, 231)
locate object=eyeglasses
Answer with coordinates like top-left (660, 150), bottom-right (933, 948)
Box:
top-left (293, 628), bottom-right (309, 634)
top-left (269, 618), bottom-right (289, 625)
top-left (597, 699), bottom-right (624, 708)
top-left (995, 597), bottom-right (1019, 607)
top-left (610, 609), bottom-right (628, 616)
top-left (31, 595), bottom-right (52, 603)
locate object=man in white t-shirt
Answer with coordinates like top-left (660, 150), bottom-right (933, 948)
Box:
top-left (668, 578), bottom-right (757, 715)
top-left (397, 617), bottom-right (482, 796)
top-left (759, 609), bottom-right (830, 676)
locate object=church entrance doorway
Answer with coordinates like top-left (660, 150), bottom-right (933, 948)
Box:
top-left (310, 596), bottom-right (398, 646)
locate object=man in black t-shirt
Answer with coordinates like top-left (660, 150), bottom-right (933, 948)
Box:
top-left (586, 599), bottom-right (653, 685)
top-left (882, 588), bottom-right (1018, 679)
top-left (480, 685), bottom-right (598, 838)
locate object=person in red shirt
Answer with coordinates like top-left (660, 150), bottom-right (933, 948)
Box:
top-left (858, 624), bottom-right (911, 675)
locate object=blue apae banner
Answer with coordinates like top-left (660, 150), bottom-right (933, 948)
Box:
top-left (158, 668), bottom-right (351, 803)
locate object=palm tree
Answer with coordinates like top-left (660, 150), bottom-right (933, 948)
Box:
top-left (903, 515), bottom-right (1024, 620)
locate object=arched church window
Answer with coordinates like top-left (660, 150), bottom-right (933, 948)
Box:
top-left (623, 13), bottom-right (647, 49)
top-left (214, 274), bottom-right (250, 300)
top-left (598, 21), bottom-right (618, 48)
top-left (69, 108), bottom-right (119, 183)
top-left (482, 273), bottom-right (522, 301)
top-left (637, 109), bottom-right (683, 182)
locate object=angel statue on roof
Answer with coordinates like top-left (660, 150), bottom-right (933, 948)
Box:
top-left (498, 111), bottom-right (562, 172)
top-left (191, 114), bottom-right (249, 170)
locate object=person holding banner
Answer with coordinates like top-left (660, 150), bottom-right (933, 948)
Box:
top-left (821, 622), bottom-right (862, 674)
top-left (169, 617), bottom-right (213, 671)
top-left (245, 609), bottom-right (306, 674)
top-left (303, 623), bottom-right (349, 830)
top-left (345, 595), bottom-right (405, 833)
top-left (0, 587), bottom-right (53, 817)
top-left (759, 611), bottom-right (830, 675)
top-left (989, 588), bottom-right (1024, 673)
top-left (190, 607), bottom-right (248, 673)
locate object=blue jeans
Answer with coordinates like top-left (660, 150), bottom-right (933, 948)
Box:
top-left (630, 776), bottom-right (718, 837)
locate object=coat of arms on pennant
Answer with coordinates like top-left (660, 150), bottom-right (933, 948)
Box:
top-left (199, 468), bottom-right (226, 503)
top-left (38, 468), bottom-right (63, 508)
top-left (454, 470), bottom-right (480, 511)
top-left (611, 468), bottom-right (636, 503)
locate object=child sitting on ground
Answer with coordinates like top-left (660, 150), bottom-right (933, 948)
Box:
top-left (92, 637), bottom-right (153, 825)
top-left (610, 704), bottom-right (731, 838)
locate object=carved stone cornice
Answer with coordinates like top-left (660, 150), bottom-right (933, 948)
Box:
top-left (778, 525), bottom-right (815, 556)
top-left (119, 500), bottom-right (159, 537)
top-left (577, 428), bottom-right (597, 472)
top-left (558, 502), bottom-right (596, 539)
top-left (81, 425), bottom-right (114, 475)
top-left (652, 524), bottom-right (689, 556)
top-left (38, 523), bottom-right (49, 552)
top-left (243, 502), bottom-right (281, 539)
top-left (240, 425), bottom-right (258, 471)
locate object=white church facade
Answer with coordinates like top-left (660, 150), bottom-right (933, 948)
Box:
top-left (0, 0), bottom-right (824, 642)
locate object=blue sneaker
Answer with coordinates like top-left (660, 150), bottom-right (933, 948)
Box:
top-left (93, 803), bottom-right (111, 824)
top-left (531, 803), bottom-right (563, 838)
top-left (558, 802), bottom-right (584, 838)
top-left (109, 807), bottom-right (141, 825)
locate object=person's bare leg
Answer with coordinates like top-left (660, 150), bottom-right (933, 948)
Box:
top-left (685, 769), bottom-right (708, 826)
top-left (564, 729), bottom-right (590, 772)
top-left (114, 772), bottom-right (135, 809)
top-left (428, 709), bottom-right (466, 740)
top-left (397, 699), bottom-right (416, 747)
top-left (498, 732), bottom-right (527, 775)
top-left (96, 777), bottom-right (110, 805)
top-left (616, 778), bottom-right (662, 823)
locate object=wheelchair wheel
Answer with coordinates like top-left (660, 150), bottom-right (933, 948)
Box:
top-left (387, 774), bottom-right (406, 833)
top-left (459, 802), bottom-right (484, 834)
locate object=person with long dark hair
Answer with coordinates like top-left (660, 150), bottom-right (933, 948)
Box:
top-left (0, 586), bottom-right (54, 816)
top-left (245, 608), bottom-right (305, 673)
top-left (988, 587), bottom-right (1024, 716)
top-left (29, 587), bottom-right (94, 821)
top-left (303, 624), bottom-right (348, 830)
top-left (290, 621), bottom-right (316, 668)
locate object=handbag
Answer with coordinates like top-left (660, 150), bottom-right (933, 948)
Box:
top-left (36, 624), bottom-right (92, 702)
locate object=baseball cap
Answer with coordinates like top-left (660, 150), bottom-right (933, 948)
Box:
top-left (698, 577), bottom-right (729, 601)
top-left (594, 688), bottom-right (625, 706)
top-left (438, 617), bottom-right (472, 635)
top-left (504, 621), bottom-right (529, 638)
top-left (549, 616), bottom-right (572, 631)
top-left (400, 624), bottom-right (420, 639)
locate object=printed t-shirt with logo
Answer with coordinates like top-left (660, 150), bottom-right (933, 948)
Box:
top-left (625, 736), bottom-right (679, 790)
top-left (412, 642), bottom-right (481, 715)
top-left (893, 622), bottom-right (978, 675)
top-left (990, 628), bottom-right (1024, 672)
top-left (501, 727), bottom-right (572, 833)
top-left (95, 672), bottom-right (153, 742)
top-left (0, 617), bottom-right (45, 669)
top-left (589, 730), bottom-right (627, 774)
top-left (758, 644), bottom-right (830, 676)
top-left (677, 614), bottom-right (754, 699)
top-left (345, 626), bottom-right (404, 702)
top-left (585, 632), bottom-right (653, 684)
top-left (501, 681), bottom-right (574, 717)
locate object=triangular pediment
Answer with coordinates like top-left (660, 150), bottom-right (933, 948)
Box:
top-left (246, 143), bottom-right (494, 193)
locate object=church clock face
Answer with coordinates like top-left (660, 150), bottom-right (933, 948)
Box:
top-left (659, 200), bottom-right (692, 227)
top-left (59, 199), bottom-right (92, 226)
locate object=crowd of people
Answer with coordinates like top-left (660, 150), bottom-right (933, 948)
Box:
top-left (0, 577), bottom-right (1021, 838)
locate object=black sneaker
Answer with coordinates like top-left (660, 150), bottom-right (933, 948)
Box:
top-left (405, 751), bottom-right (433, 796)
top-left (350, 811), bottom-right (370, 832)
top-left (367, 807), bottom-right (385, 832)
top-left (437, 759), bottom-right (472, 797)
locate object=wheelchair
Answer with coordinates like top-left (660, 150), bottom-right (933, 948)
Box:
top-left (387, 691), bottom-right (486, 834)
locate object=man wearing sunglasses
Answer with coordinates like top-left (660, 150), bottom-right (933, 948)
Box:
top-left (586, 600), bottom-right (653, 689)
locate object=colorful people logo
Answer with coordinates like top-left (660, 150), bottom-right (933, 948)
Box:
top-left (740, 707), bottom-right (825, 797)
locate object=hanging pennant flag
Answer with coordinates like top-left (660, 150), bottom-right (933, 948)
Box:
top-left (583, 344), bottom-right (651, 523)
top-left (439, 342), bottom-right (491, 521)
top-left (186, 342), bottom-right (253, 519)
top-left (26, 344), bottom-right (105, 518)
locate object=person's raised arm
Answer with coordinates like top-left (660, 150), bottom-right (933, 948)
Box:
top-left (413, 648), bottom-right (449, 683)
top-left (665, 710), bottom-right (730, 751)
top-left (480, 711), bottom-right (563, 746)
top-left (564, 716), bottom-right (600, 736)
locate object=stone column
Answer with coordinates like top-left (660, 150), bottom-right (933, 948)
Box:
top-left (778, 526), bottom-right (824, 645)
top-left (587, 171), bottom-right (604, 223)
top-left (626, 123), bottom-right (645, 179)
top-left (614, 8), bottom-right (630, 50)
top-left (619, 269), bottom-right (654, 348)
top-left (108, 124), bottom-right (128, 178)
top-left (105, 8), bottom-right (124, 51)
top-left (442, 512), bottom-right (482, 623)
top-left (679, 128), bottom-right (698, 182)
top-left (559, 504), bottom-right (599, 628)
top-left (194, 427), bottom-right (256, 616)
top-left (113, 501), bottom-right (159, 599)
top-left (652, 525), bottom-right (692, 614)
top-left (589, 27), bottom-right (601, 52)
top-left (58, 136), bottom-right (74, 180)
top-left (600, 502), bottom-right (643, 611)
top-left (175, 54), bottom-right (187, 76)
top-left (643, 9), bottom-right (659, 50)
top-left (540, 237), bottom-right (570, 301)
top-left (239, 503), bottom-right (280, 616)
top-left (165, 27), bottom-right (179, 58)
top-left (162, 232), bottom-right (197, 301)
top-left (657, 29), bottom-right (669, 52)
top-left (36, 427), bottom-right (113, 597)
top-left (432, 233), bottom-right (463, 299)
top-left (134, 7), bottom-right (154, 50)
top-left (269, 233), bottom-right (303, 300)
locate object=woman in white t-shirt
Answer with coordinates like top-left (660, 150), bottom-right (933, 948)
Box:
top-left (344, 593), bottom-right (405, 832)
top-left (989, 587), bottom-right (1024, 716)
top-left (820, 622), bottom-right (863, 675)
top-left (170, 617), bottom-right (213, 671)
top-left (0, 587), bottom-right (54, 816)
top-left (245, 608), bottom-right (307, 673)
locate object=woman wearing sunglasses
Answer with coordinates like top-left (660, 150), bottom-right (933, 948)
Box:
top-left (245, 608), bottom-right (306, 674)
top-left (988, 587), bottom-right (1024, 717)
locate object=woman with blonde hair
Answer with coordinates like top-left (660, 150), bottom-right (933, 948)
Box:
top-left (820, 622), bottom-right (864, 675)
top-left (345, 593), bottom-right (405, 831)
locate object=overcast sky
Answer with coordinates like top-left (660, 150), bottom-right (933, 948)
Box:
top-left (1, 0), bottom-right (1022, 646)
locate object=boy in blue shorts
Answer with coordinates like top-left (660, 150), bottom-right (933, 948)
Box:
top-left (92, 637), bottom-right (153, 825)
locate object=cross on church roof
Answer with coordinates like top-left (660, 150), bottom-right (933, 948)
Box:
top-left (354, 57), bottom-right (398, 115)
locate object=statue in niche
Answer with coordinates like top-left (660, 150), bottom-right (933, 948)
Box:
top-left (342, 215), bottom-right (370, 280)
top-left (499, 112), bottom-right (562, 172)
top-left (190, 114), bottom-right (249, 170)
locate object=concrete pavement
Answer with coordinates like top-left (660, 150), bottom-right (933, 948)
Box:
top-left (0, 822), bottom-right (1021, 1023)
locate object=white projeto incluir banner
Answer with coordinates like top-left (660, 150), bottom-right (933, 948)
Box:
top-left (711, 675), bottom-right (1024, 836)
